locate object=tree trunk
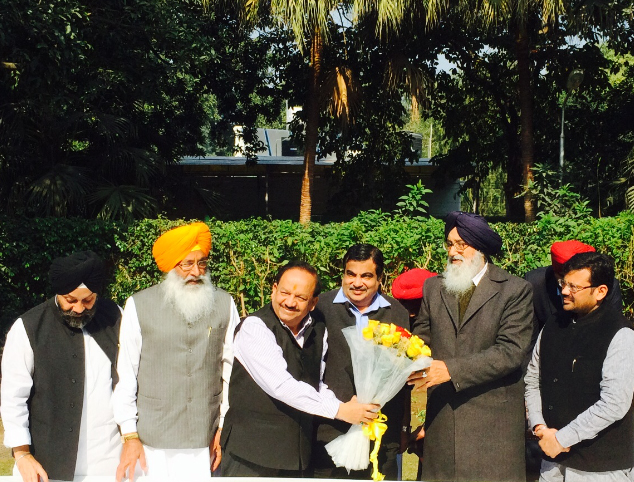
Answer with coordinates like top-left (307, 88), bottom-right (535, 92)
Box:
top-left (515, 20), bottom-right (536, 222)
top-left (298, 28), bottom-right (323, 225)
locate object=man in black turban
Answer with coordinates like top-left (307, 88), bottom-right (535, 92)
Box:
top-left (1, 251), bottom-right (123, 481)
top-left (410, 212), bottom-right (534, 482)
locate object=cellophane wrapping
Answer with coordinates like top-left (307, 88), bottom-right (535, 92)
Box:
top-left (325, 325), bottom-right (432, 471)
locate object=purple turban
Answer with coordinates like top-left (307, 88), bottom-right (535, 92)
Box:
top-left (444, 211), bottom-right (503, 256)
top-left (49, 251), bottom-right (105, 295)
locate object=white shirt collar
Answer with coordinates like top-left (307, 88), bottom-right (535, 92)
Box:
top-left (472, 262), bottom-right (489, 286)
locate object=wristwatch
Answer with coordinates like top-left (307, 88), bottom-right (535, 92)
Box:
top-left (121, 432), bottom-right (140, 443)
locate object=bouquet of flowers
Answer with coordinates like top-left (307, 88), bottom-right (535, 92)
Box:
top-left (326, 321), bottom-right (432, 481)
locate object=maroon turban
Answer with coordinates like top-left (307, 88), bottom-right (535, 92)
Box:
top-left (392, 268), bottom-right (438, 300)
top-left (444, 211), bottom-right (503, 256)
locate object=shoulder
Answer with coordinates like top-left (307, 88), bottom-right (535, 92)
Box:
top-left (96, 297), bottom-right (122, 326)
top-left (380, 294), bottom-right (409, 317)
top-left (525, 266), bottom-right (549, 285)
top-left (315, 289), bottom-right (340, 308)
top-left (213, 286), bottom-right (232, 300)
top-left (132, 283), bottom-right (162, 302)
top-left (488, 264), bottom-right (531, 288)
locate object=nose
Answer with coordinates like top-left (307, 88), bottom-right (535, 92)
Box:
top-left (73, 302), bottom-right (86, 314)
top-left (561, 284), bottom-right (571, 296)
top-left (190, 262), bottom-right (202, 276)
top-left (448, 245), bottom-right (460, 256)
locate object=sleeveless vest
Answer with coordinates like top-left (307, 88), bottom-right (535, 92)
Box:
top-left (132, 283), bottom-right (232, 448)
top-left (221, 304), bottom-right (325, 470)
top-left (540, 304), bottom-right (634, 471)
top-left (21, 297), bottom-right (121, 481)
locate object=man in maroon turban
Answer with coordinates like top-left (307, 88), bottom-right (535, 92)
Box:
top-left (525, 240), bottom-right (623, 333)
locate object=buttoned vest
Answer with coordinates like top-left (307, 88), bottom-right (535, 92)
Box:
top-left (132, 283), bottom-right (232, 448)
top-left (540, 304), bottom-right (634, 471)
top-left (221, 304), bottom-right (324, 470)
top-left (21, 297), bottom-right (121, 481)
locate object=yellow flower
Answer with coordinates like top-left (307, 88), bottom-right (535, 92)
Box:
top-left (381, 334), bottom-right (395, 347)
top-left (407, 344), bottom-right (423, 358)
top-left (362, 326), bottom-right (375, 340)
top-left (392, 331), bottom-right (401, 343)
top-left (368, 319), bottom-right (380, 330)
top-left (389, 323), bottom-right (397, 334)
top-left (380, 323), bottom-right (390, 335)
top-left (410, 335), bottom-right (424, 347)
top-left (421, 345), bottom-right (432, 357)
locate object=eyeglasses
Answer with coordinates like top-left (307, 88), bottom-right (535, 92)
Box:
top-left (444, 240), bottom-right (469, 253)
top-left (558, 279), bottom-right (595, 294)
top-left (177, 259), bottom-right (209, 271)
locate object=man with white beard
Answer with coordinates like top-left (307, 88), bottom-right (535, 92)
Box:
top-left (113, 222), bottom-right (240, 481)
top-left (410, 211), bottom-right (534, 482)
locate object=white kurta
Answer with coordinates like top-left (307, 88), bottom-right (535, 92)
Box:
top-left (113, 296), bottom-right (240, 478)
top-left (1, 319), bottom-right (121, 477)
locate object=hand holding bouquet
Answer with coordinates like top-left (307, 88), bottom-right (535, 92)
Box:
top-left (326, 321), bottom-right (432, 480)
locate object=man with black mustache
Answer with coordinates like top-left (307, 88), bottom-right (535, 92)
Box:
top-left (312, 244), bottom-right (410, 479)
top-left (1, 251), bottom-right (122, 482)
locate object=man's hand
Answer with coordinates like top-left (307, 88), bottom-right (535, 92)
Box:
top-left (13, 446), bottom-right (48, 482)
top-left (408, 360), bottom-right (451, 391)
top-left (210, 429), bottom-right (222, 472)
top-left (536, 426), bottom-right (570, 458)
top-left (335, 395), bottom-right (380, 425)
top-left (116, 437), bottom-right (146, 482)
top-left (407, 425), bottom-right (425, 458)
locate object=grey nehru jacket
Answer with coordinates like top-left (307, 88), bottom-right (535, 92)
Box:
top-left (132, 284), bottom-right (232, 449)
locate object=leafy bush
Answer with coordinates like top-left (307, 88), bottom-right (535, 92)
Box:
top-left (1, 212), bottom-right (633, 338)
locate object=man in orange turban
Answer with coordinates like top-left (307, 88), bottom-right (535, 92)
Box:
top-left (113, 222), bottom-right (240, 481)
top-left (525, 240), bottom-right (622, 334)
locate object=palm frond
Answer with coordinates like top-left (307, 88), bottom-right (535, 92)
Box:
top-left (26, 164), bottom-right (92, 217)
top-left (90, 184), bottom-right (158, 223)
top-left (323, 66), bottom-right (361, 127)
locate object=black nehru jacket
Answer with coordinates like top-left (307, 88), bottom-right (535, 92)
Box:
top-left (21, 297), bottom-right (121, 481)
top-left (221, 304), bottom-right (325, 471)
top-left (314, 289), bottom-right (411, 449)
top-left (540, 302), bottom-right (634, 472)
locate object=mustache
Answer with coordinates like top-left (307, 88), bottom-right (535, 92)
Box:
top-left (449, 255), bottom-right (465, 262)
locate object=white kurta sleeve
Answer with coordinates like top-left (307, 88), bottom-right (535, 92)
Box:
top-left (234, 316), bottom-right (340, 419)
top-left (218, 298), bottom-right (240, 429)
top-left (1, 319), bottom-right (35, 448)
top-left (112, 297), bottom-right (142, 434)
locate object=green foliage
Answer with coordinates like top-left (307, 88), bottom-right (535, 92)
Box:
top-left (394, 181), bottom-right (432, 219)
top-left (528, 163), bottom-right (592, 219)
top-left (2, 213), bottom-right (634, 338)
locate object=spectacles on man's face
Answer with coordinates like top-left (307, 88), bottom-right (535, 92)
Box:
top-left (444, 239), bottom-right (469, 253)
top-left (558, 279), bottom-right (594, 295)
top-left (177, 259), bottom-right (209, 271)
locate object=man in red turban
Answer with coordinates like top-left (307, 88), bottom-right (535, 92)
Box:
top-left (525, 240), bottom-right (623, 333)
top-left (113, 222), bottom-right (240, 481)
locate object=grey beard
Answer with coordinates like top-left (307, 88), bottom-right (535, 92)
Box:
top-left (442, 252), bottom-right (486, 296)
top-left (59, 304), bottom-right (97, 329)
top-left (162, 269), bottom-right (216, 323)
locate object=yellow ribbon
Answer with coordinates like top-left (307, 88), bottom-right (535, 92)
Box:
top-left (362, 411), bottom-right (388, 481)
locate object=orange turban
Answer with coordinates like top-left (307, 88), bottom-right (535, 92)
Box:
top-left (152, 222), bottom-right (212, 272)
top-left (550, 240), bottom-right (595, 273)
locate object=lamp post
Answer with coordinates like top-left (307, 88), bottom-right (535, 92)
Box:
top-left (560, 69), bottom-right (585, 184)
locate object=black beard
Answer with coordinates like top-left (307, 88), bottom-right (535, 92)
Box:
top-left (58, 304), bottom-right (98, 329)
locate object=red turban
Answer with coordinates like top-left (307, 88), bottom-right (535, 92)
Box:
top-left (391, 268), bottom-right (438, 300)
top-left (550, 240), bottom-right (595, 273)
top-left (152, 222), bottom-right (211, 272)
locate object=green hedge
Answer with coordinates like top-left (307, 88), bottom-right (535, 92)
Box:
top-left (1, 211), bottom-right (633, 336)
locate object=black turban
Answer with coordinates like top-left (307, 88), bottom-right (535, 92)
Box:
top-left (444, 211), bottom-right (503, 256)
top-left (49, 250), bottom-right (105, 295)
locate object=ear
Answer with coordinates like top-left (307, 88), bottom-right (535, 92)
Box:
top-left (271, 283), bottom-right (278, 298)
top-left (308, 296), bottom-right (319, 312)
top-left (595, 285), bottom-right (608, 302)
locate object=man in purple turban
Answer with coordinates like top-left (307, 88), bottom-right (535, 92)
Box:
top-left (410, 211), bottom-right (534, 482)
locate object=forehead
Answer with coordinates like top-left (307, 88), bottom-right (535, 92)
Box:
top-left (344, 258), bottom-right (377, 275)
top-left (564, 268), bottom-right (592, 284)
top-left (278, 268), bottom-right (316, 294)
top-left (181, 250), bottom-right (206, 262)
top-left (63, 287), bottom-right (94, 301)
top-left (446, 227), bottom-right (463, 241)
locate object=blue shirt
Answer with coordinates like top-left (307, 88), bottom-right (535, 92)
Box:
top-left (332, 288), bottom-right (391, 337)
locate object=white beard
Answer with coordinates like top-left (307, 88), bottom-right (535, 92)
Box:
top-left (442, 251), bottom-right (486, 296)
top-left (162, 269), bottom-right (216, 323)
